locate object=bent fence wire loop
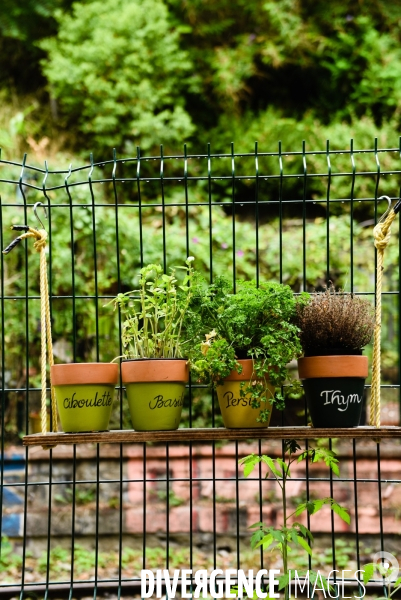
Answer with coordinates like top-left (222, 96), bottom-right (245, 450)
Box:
top-left (33, 201), bottom-right (47, 230)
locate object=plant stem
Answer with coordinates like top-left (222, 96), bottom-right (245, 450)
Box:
top-left (282, 453), bottom-right (289, 600)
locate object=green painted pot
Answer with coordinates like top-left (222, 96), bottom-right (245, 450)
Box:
top-left (298, 355), bottom-right (368, 428)
top-left (51, 363), bottom-right (118, 433)
top-left (122, 359), bottom-right (188, 431)
top-left (217, 359), bottom-right (274, 428)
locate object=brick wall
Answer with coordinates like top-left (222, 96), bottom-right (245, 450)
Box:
top-left (2, 439), bottom-right (400, 545)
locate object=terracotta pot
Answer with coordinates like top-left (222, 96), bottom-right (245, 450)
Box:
top-left (121, 359), bottom-right (188, 431)
top-left (216, 359), bottom-right (274, 428)
top-left (51, 363), bottom-right (118, 433)
top-left (298, 355), bottom-right (368, 427)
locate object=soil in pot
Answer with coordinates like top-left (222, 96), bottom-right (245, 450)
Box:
top-left (298, 355), bottom-right (368, 428)
top-left (122, 359), bottom-right (188, 431)
top-left (51, 363), bottom-right (118, 433)
top-left (217, 359), bottom-right (274, 428)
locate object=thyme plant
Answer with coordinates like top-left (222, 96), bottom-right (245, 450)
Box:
top-left (238, 440), bottom-right (350, 599)
top-left (108, 257), bottom-right (195, 359)
top-left (295, 284), bottom-right (375, 355)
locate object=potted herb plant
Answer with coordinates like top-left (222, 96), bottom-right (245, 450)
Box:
top-left (186, 277), bottom-right (305, 428)
top-left (109, 257), bottom-right (195, 431)
top-left (296, 285), bottom-right (375, 428)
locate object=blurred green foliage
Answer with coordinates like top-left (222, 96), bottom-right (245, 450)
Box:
top-left (2, 0), bottom-right (401, 157)
top-left (39, 0), bottom-right (196, 154)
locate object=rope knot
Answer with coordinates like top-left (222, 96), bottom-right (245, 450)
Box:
top-left (373, 221), bottom-right (392, 251)
top-left (33, 229), bottom-right (48, 253)
top-left (373, 211), bottom-right (397, 252)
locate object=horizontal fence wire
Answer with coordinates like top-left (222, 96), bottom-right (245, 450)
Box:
top-left (1, 141), bottom-right (401, 599)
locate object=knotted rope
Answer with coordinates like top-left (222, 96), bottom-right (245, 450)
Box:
top-left (371, 199), bottom-right (399, 427)
top-left (3, 223), bottom-right (57, 443)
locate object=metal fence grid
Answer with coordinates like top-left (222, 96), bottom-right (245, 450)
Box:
top-left (0, 141), bottom-right (401, 599)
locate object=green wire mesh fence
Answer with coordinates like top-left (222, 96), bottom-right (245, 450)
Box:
top-left (0, 141), bottom-right (400, 598)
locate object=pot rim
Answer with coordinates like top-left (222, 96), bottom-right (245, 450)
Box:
top-left (298, 355), bottom-right (368, 379)
top-left (121, 358), bottom-right (189, 383)
top-left (122, 357), bottom-right (188, 362)
top-left (51, 363), bottom-right (119, 386)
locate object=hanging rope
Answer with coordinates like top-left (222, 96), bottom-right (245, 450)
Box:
top-left (371, 197), bottom-right (401, 428)
top-left (3, 214), bottom-right (58, 444)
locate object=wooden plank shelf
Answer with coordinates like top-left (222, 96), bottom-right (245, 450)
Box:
top-left (22, 425), bottom-right (401, 447)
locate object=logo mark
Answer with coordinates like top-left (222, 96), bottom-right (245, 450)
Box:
top-left (372, 551), bottom-right (399, 583)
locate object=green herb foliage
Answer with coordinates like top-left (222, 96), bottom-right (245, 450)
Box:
top-left (186, 277), bottom-right (308, 420)
top-left (108, 257), bottom-right (195, 359)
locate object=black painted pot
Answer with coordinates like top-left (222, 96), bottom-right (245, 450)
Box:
top-left (298, 355), bottom-right (368, 428)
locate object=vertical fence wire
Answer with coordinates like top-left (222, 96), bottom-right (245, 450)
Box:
top-left (231, 142), bottom-right (237, 290)
top-left (328, 438), bottom-right (338, 599)
top-left (326, 140), bottom-right (331, 283)
top-left (20, 155), bottom-right (29, 600)
top-left (111, 150), bottom-right (125, 600)
top-left (70, 445), bottom-right (77, 600)
top-left (353, 440), bottom-right (363, 599)
top-left (254, 142), bottom-right (260, 286)
top-left (350, 139), bottom-right (356, 291)
top-left (142, 443), bottom-right (147, 599)
top-left (65, 165), bottom-right (77, 363)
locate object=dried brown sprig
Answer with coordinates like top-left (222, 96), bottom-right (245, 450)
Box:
top-left (296, 284), bottom-right (375, 354)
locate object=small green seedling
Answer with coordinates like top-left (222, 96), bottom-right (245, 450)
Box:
top-left (236, 439), bottom-right (350, 600)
